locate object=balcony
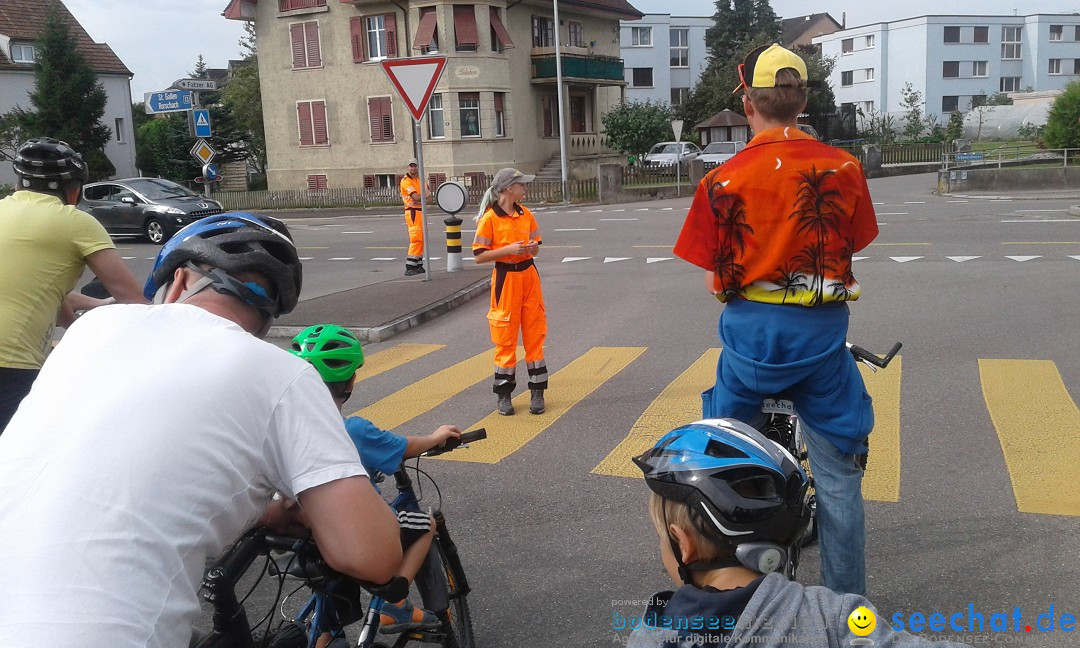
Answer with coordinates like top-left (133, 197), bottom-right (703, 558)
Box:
top-left (531, 54), bottom-right (625, 85)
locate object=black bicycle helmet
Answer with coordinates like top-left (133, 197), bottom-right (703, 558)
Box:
top-left (634, 418), bottom-right (811, 573)
top-left (143, 212), bottom-right (302, 317)
top-left (12, 137), bottom-right (89, 190)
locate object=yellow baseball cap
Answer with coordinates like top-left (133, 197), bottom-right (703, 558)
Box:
top-left (733, 43), bottom-right (808, 93)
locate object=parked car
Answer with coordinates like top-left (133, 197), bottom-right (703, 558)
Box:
top-left (695, 141), bottom-right (746, 167)
top-left (643, 141), bottom-right (701, 168)
top-left (79, 178), bottom-right (223, 245)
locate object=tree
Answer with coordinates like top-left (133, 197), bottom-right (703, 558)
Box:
top-left (0, 112), bottom-right (29, 164)
top-left (1043, 81), bottom-right (1080, 149)
top-left (943, 110), bottom-right (964, 144)
top-left (601, 100), bottom-right (675, 162)
top-left (899, 83), bottom-right (924, 141)
top-left (7, 5), bottom-right (114, 179)
top-left (795, 45), bottom-right (837, 131)
top-left (221, 62), bottom-right (266, 176)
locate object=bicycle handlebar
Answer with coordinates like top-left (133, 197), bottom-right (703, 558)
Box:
top-left (847, 342), bottom-right (902, 369)
top-left (423, 427), bottom-right (487, 457)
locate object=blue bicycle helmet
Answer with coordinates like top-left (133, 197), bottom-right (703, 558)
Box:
top-left (143, 212), bottom-right (302, 317)
top-left (634, 418), bottom-right (810, 571)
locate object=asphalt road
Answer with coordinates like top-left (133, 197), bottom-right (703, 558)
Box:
top-left (147, 172), bottom-right (1080, 647)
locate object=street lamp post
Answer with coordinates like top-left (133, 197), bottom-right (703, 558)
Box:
top-left (553, 0), bottom-right (569, 204)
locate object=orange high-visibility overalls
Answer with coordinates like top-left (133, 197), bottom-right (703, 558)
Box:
top-left (472, 202), bottom-right (547, 395)
top-left (400, 174), bottom-right (424, 272)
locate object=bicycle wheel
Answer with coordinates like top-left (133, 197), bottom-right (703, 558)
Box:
top-left (434, 541), bottom-right (475, 648)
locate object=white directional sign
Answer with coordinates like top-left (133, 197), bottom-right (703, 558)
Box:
top-left (381, 57), bottom-right (448, 121)
top-left (174, 78), bottom-right (218, 91)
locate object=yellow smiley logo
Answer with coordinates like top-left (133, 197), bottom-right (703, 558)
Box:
top-left (847, 606), bottom-right (876, 637)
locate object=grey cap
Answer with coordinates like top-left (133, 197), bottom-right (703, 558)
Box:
top-left (491, 167), bottom-right (535, 193)
top-left (407, 158), bottom-right (418, 166)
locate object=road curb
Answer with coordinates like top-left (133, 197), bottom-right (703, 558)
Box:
top-left (266, 276), bottom-right (491, 342)
top-left (942, 192), bottom-right (1080, 201)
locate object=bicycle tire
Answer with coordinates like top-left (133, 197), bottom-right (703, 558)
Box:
top-left (262, 621), bottom-right (308, 648)
top-left (434, 541), bottom-right (475, 648)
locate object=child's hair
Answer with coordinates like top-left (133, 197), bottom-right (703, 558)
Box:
top-left (746, 68), bottom-right (807, 122)
top-left (324, 379), bottom-right (353, 402)
top-left (647, 492), bottom-right (731, 564)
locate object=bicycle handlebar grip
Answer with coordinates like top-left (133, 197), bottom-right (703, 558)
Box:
top-left (425, 428), bottom-right (486, 456)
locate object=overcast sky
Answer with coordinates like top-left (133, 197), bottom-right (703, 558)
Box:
top-left (62, 0), bottom-right (1080, 101)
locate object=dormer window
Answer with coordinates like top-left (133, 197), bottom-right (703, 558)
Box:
top-left (10, 44), bottom-right (35, 63)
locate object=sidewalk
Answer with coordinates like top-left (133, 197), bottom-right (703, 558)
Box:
top-left (269, 265), bottom-right (490, 342)
top-left (942, 187), bottom-right (1080, 201)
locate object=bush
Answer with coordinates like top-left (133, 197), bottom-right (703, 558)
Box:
top-left (1043, 81), bottom-right (1080, 148)
top-left (0, 183), bottom-right (13, 199)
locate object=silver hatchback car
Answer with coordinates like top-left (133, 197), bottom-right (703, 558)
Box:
top-left (79, 177), bottom-right (223, 244)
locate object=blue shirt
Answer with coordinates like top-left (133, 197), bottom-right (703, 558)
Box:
top-left (343, 416), bottom-right (408, 482)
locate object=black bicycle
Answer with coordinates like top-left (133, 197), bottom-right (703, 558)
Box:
top-left (193, 429), bottom-right (486, 648)
top-left (756, 342), bottom-right (901, 580)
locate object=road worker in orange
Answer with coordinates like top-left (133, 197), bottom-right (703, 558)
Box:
top-left (472, 168), bottom-right (547, 416)
top-left (400, 159), bottom-right (424, 276)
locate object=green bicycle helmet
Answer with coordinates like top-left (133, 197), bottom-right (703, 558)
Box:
top-left (289, 324), bottom-right (364, 383)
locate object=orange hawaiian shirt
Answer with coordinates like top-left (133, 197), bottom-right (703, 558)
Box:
top-left (674, 127), bottom-right (878, 306)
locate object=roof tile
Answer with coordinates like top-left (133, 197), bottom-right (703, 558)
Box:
top-left (0, 0), bottom-right (131, 75)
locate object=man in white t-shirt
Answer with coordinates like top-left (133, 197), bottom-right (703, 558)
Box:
top-left (0, 213), bottom-right (401, 648)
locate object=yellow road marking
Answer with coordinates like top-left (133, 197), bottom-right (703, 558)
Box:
top-left (354, 344), bottom-right (444, 384)
top-left (592, 349), bottom-right (720, 477)
top-left (441, 347), bottom-right (646, 464)
top-left (979, 359), bottom-right (1080, 516)
top-left (861, 358), bottom-right (901, 502)
top-left (350, 348), bottom-right (517, 431)
top-left (867, 242), bottom-right (931, 246)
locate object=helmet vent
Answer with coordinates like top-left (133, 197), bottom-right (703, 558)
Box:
top-left (704, 439), bottom-right (748, 460)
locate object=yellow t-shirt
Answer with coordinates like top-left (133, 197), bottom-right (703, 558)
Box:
top-left (0, 191), bottom-right (115, 369)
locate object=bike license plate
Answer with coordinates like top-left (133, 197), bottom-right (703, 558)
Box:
top-left (761, 399), bottom-right (796, 415)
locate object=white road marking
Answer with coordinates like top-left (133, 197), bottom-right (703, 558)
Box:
top-left (1000, 219), bottom-right (1078, 223)
top-left (611, 209), bottom-right (626, 212)
top-left (343, 231), bottom-right (374, 234)
top-left (1005, 255), bottom-right (1040, 262)
top-left (122, 256), bottom-right (136, 260)
top-left (904, 201), bottom-right (926, 204)
top-left (604, 257), bottom-right (631, 263)
top-left (329, 257), bottom-right (354, 261)
top-left (298, 256), bottom-right (314, 261)
top-left (567, 210), bottom-right (581, 213)
top-left (873, 202), bottom-right (884, 205)
top-left (877, 212), bottom-right (909, 216)
top-left (600, 218), bottom-right (638, 221)
top-left (1070, 255), bottom-right (1080, 261)
top-left (636, 208), bottom-right (650, 211)
top-left (646, 257), bottom-right (673, 263)
top-left (1014, 210), bottom-right (1064, 213)
top-left (554, 228), bottom-right (597, 231)
top-left (852, 256), bottom-right (869, 261)
top-left (562, 256), bottom-right (591, 263)
top-left (371, 257), bottom-right (396, 261)
top-left (890, 256), bottom-right (923, 263)
top-left (589, 209), bottom-right (604, 213)
top-left (429, 257), bottom-right (443, 260)
top-left (662, 207), bottom-right (674, 211)
top-left (947, 200), bottom-right (969, 203)
top-left (947, 256), bottom-right (981, 262)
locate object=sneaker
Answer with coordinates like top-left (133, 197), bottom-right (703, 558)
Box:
top-left (497, 392), bottom-right (514, 416)
top-left (378, 598), bottom-right (440, 634)
top-left (404, 266), bottom-right (423, 276)
top-left (529, 389), bottom-right (545, 415)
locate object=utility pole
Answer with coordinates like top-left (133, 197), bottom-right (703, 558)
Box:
top-left (553, 0), bottom-right (570, 204)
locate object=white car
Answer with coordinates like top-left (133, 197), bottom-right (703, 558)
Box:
top-left (643, 141), bottom-right (701, 168)
top-left (696, 141), bottom-right (746, 166)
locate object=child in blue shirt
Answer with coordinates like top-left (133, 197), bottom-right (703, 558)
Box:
top-left (288, 324), bottom-right (460, 634)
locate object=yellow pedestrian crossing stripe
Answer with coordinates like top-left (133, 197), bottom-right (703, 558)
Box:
top-left (592, 349), bottom-right (721, 478)
top-left (979, 359), bottom-right (1080, 517)
top-left (860, 358), bottom-right (902, 502)
top-left (441, 347), bottom-right (646, 464)
top-left (353, 344), bottom-right (444, 384)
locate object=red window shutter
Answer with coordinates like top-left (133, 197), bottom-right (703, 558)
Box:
top-left (395, 174), bottom-right (405, 186)
top-left (384, 13), bottom-right (398, 58)
top-left (380, 97), bottom-right (393, 141)
top-left (414, 8), bottom-right (438, 51)
top-left (368, 97), bottom-right (383, 142)
top-left (312, 101), bottom-right (328, 145)
top-left (363, 175), bottom-right (375, 188)
top-left (350, 17), bottom-right (366, 62)
top-left (494, 92), bottom-right (504, 112)
top-left (304, 22), bottom-right (321, 67)
top-left (489, 8), bottom-right (515, 49)
top-left (307, 174), bottom-right (327, 190)
top-left (453, 6), bottom-right (479, 47)
top-left (297, 102), bottom-right (314, 146)
top-left (290, 23), bottom-right (306, 68)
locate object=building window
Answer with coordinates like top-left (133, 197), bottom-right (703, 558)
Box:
top-left (10, 43), bottom-right (34, 63)
top-left (944, 26), bottom-right (960, 44)
top-left (865, 35), bottom-right (875, 48)
top-left (1050, 25), bottom-right (1063, 41)
top-left (1000, 76), bottom-right (1021, 92)
top-left (630, 26), bottom-right (651, 47)
top-left (532, 16), bottom-right (554, 47)
top-left (973, 61), bottom-right (987, 77)
top-left (290, 21), bottom-right (321, 69)
top-left (864, 68), bottom-right (874, 82)
top-left (1076, 59), bottom-right (1080, 75)
top-left (942, 96), bottom-right (959, 113)
top-left (542, 95), bottom-right (559, 137)
top-left (365, 14), bottom-right (399, 60)
top-left (453, 5), bottom-right (479, 52)
top-left (841, 38), bottom-right (853, 54)
top-left (459, 92), bottom-right (480, 137)
top-left (942, 61), bottom-right (960, 78)
top-left (415, 7), bottom-right (439, 54)
top-left (670, 28), bottom-right (689, 67)
top-left (670, 87), bottom-right (689, 106)
top-left (630, 67), bottom-right (653, 87)
top-left (860, 100), bottom-right (874, 113)
top-left (1001, 26), bottom-right (1022, 59)
top-left (115, 118), bottom-right (125, 143)
top-left (368, 96), bottom-right (394, 143)
top-left (1076, 26), bottom-right (1080, 42)
top-left (297, 100), bottom-right (329, 146)
top-left (974, 26), bottom-right (989, 43)
top-left (280, 0), bottom-right (325, 10)
top-left (428, 94), bottom-right (444, 139)
top-left (1049, 59), bottom-right (1062, 74)
top-left (494, 93), bottom-right (506, 137)
top-left (307, 174), bottom-right (328, 191)
top-left (490, 8), bottom-right (514, 52)
top-left (841, 70), bottom-right (853, 86)
top-left (568, 21), bottom-right (584, 48)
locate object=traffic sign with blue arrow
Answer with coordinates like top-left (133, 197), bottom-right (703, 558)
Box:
top-left (144, 90), bottom-right (193, 114)
top-left (193, 109), bottom-right (212, 138)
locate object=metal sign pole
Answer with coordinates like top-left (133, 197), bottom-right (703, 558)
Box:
top-left (414, 120), bottom-right (432, 281)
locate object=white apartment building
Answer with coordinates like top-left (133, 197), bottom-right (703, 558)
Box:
top-left (620, 14), bottom-right (711, 108)
top-left (813, 14), bottom-right (1080, 124)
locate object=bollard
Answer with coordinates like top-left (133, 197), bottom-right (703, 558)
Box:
top-left (444, 216), bottom-right (463, 272)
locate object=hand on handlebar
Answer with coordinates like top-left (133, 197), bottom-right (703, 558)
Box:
top-left (432, 424), bottom-right (462, 448)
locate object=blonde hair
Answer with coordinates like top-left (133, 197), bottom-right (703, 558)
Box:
top-left (746, 68), bottom-right (807, 122)
top-left (647, 492), bottom-right (728, 563)
top-left (474, 186), bottom-right (497, 222)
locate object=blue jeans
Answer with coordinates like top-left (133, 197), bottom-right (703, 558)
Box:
top-left (803, 420), bottom-right (866, 596)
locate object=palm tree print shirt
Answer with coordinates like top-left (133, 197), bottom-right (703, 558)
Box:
top-left (674, 127), bottom-right (878, 306)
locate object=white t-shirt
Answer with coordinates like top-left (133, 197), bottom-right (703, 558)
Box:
top-left (0, 304), bottom-right (366, 648)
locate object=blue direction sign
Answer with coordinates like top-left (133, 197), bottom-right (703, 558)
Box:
top-left (955, 152), bottom-right (985, 162)
top-left (144, 90), bottom-right (193, 114)
top-left (193, 109), bottom-right (212, 138)
top-left (203, 163), bottom-right (221, 181)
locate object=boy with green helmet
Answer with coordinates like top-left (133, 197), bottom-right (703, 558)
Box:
top-left (288, 324), bottom-right (461, 634)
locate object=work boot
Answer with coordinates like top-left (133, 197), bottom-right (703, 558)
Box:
top-left (497, 392), bottom-right (514, 416)
top-left (529, 389), bottom-right (546, 415)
